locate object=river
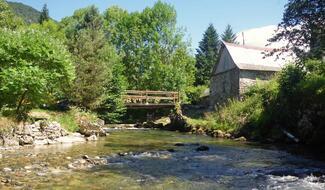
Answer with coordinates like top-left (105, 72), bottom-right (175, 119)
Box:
top-left (1, 129), bottom-right (325, 189)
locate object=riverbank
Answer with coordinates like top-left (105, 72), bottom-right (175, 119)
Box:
top-left (0, 108), bottom-right (107, 148)
top-left (117, 112), bottom-right (245, 141)
top-left (116, 109), bottom-right (325, 161)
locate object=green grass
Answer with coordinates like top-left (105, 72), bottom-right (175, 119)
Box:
top-left (29, 107), bottom-right (98, 132)
top-left (186, 80), bottom-right (276, 135)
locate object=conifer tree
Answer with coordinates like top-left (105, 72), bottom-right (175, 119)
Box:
top-left (39, 4), bottom-right (49, 24)
top-left (195, 24), bottom-right (220, 85)
top-left (221, 24), bottom-right (237, 43)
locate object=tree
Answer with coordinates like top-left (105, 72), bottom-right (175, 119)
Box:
top-left (0, 29), bottom-right (75, 119)
top-left (269, 0), bottom-right (325, 60)
top-left (221, 24), bottom-right (237, 43)
top-left (62, 6), bottom-right (126, 122)
top-left (97, 60), bottom-right (127, 123)
top-left (0, 0), bottom-right (24, 29)
top-left (39, 4), bottom-right (49, 24)
top-left (63, 6), bottom-right (110, 109)
top-left (103, 1), bottom-right (196, 93)
top-left (195, 24), bottom-right (220, 85)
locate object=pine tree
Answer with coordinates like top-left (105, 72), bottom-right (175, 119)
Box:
top-left (195, 24), bottom-right (220, 85)
top-left (221, 24), bottom-right (237, 43)
top-left (39, 4), bottom-right (49, 24)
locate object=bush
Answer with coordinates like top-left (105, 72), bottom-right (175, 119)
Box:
top-left (185, 85), bottom-right (208, 104)
top-left (0, 29), bottom-right (75, 119)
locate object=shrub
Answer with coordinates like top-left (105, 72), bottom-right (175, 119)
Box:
top-left (0, 29), bottom-right (75, 120)
top-left (185, 85), bottom-right (208, 104)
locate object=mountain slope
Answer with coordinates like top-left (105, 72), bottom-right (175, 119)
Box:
top-left (7, 1), bottom-right (41, 24)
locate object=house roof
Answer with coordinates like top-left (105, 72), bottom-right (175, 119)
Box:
top-left (223, 42), bottom-right (295, 72)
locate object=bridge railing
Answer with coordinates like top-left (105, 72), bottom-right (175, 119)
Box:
top-left (122, 90), bottom-right (179, 108)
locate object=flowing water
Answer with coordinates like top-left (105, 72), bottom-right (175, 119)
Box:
top-left (1, 129), bottom-right (325, 190)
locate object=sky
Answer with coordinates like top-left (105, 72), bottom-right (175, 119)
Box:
top-left (9, 0), bottom-right (287, 51)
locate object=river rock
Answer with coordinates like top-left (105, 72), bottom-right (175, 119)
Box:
top-left (19, 136), bottom-right (34, 145)
top-left (82, 155), bottom-right (89, 160)
top-left (78, 119), bottom-right (106, 137)
top-left (196, 145), bottom-right (209, 151)
top-left (86, 135), bottom-right (97, 141)
top-left (24, 165), bottom-right (33, 170)
top-left (224, 133), bottom-right (232, 139)
top-left (213, 130), bottom-right (225, 138)
top-left (234, 136), bottom-right (247, 141)
top-left (166, 112), bottom-right (190, 132)
top-left (167, 148), bottom-right (175, 152)
top-left (68, 156), bottom-right (107, 170)
top-left (2, 167), bottom-right (12, 173)
top-left (174, 143), bottom-right (185, 146)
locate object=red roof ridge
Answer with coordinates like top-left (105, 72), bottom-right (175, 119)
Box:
top-left (223, 41), bottom-right (275, 52)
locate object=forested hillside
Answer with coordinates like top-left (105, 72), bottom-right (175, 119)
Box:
top-left (7, 1), bottom-right (42, 24)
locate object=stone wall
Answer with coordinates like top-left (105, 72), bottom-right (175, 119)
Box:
top-left (210, 68), bottom-right (240, 107)
top-left (210, 69), bottom-right (276, 107)
top-left (239, 70), bottom-right (276, 94)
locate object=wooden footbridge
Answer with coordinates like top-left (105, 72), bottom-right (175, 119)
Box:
top-left (122, 90), bottom-right (179, 109)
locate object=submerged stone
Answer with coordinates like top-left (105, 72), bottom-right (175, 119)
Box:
top-left (174, 143), bottom-right (185, 146)
top-left (196, 145), bottom-right (209, 151)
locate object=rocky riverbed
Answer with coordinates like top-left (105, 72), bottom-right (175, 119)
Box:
top-left (1, 130), bottom-right (325, 189)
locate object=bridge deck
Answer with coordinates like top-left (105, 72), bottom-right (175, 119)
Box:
top-left (123, 90), bottom-right (179, 109)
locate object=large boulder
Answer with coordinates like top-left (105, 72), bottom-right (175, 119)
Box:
top-left (166, 113), bottom-right (191, 132)
top-left (78, 119), bottom-right (106, 137)
top-left (18, 135), bottom-right (34, 145)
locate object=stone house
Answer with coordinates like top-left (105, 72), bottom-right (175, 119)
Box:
top-left (210, 42), bottom-right (291, 106)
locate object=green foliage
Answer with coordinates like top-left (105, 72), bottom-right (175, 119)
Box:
top-left (62, 5), bottom-right (126, 122)
top-left (103, 1), bottom-right (196, 93)
top-left (98, 61), bottom-right (127, 123)
top-left (185, 85), bottom-right (208, 104)
top-left (221, 24), bottom-right (236, 43)
top-left (0, 29), bottom-right (75, 119)
top-left (63, 6), bottom-right (111, 109)
top-left (0, 0), bottom-right (25, 29)
top-left (195, 24), bottom-right (220, 86)
top-left (269, 0), bottom-right (325, 59)
top-left (30, 20), bottom-right (66, 41)
top-left (39, 4), bottom-right (49, 24)
top-left (30, 107), bottom-right (98, 132)
top-left (8, 1), bottom-right (42, 24)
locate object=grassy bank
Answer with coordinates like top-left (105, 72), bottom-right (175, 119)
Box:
top-left (29, 108), bottom-right (99, 132)
top-left (0, 107), bottom-right (99, 133)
